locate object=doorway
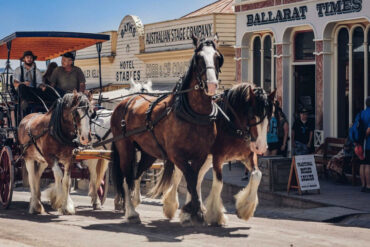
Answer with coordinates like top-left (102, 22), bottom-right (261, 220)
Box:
top-left (294, 65), bottom-right (315, 122)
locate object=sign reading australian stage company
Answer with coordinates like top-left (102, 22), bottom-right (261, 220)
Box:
top-left (146, 23), bottom-right (213, 45)
top-left (246, 0), bottom-right (362, 26)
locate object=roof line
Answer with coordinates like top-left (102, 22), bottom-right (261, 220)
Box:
top-left (181, 0), bottom-right (225, 18)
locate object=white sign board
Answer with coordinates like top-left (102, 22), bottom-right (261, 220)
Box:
top-left (294, 155), bottom-right (320, 191)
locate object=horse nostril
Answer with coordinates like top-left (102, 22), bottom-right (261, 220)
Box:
top-left (81, 136), bottom-right (85, 141)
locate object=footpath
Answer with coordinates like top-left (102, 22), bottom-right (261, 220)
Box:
top-left (177, 162), bottom-right (370, 228)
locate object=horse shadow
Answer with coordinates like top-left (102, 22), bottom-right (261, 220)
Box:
top-left (75, 206), bottom-right (124, 220)
top-left (82, 219), bottom-right (250, 242)
top-left (0, 201), bottom-right (63, 223)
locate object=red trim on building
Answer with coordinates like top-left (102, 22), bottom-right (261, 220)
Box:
top-left (315, 40), bottom-right (324, 129)
top-left (276, 44), bottom-right (283, 105)
top-left (235, 0), bottom-right (307, 12)
top-left (235, 48), bottom-right (242, 83)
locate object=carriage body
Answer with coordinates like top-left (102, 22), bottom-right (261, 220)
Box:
top-left (0, 31), bottom-right (110, 209)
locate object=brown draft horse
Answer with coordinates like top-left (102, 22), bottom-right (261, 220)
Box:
top-left (150, 84), bottom-right (274, 225)
top-left (18, 91), bottom-right (94, 214)
top-left (111, 34), bottom-right (225, 225)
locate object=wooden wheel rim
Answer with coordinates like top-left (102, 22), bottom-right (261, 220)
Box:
top-left (0, 146), bottom-right (14, 209)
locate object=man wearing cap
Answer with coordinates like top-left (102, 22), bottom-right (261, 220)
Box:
top-left (49, 52), bottom-right (86, 96)
top-left (291, 107), bottom-right (314, 155)
top-left (13, 51), bottom-right (44, 114)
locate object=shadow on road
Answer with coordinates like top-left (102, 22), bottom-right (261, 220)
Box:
top-left (75, 206), bottom-right (124, 220)
top-left (82, 219), bottom-right (249, 242)
top-left (0, 201), bottom-right (63, 223)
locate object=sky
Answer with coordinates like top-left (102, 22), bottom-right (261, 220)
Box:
top-left (0, 0), bottom-right (216, 69)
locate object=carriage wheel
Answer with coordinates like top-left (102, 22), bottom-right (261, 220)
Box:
top-left (97, 168), bottom-right (109, 206)
top-left (0, 146), bottom-right (14, 209)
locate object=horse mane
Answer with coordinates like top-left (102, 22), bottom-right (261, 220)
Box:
top-left (48, 93), bottom-right (89, 146)
top-left (174, 38), bottom-right (218, 92)
top-left (174, 56), bottom-right (195, 92)
top-left (226, 83), bottom-right (270, 119)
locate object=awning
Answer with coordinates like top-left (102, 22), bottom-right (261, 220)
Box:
top-left (0, 31), bottom-right (110, 61)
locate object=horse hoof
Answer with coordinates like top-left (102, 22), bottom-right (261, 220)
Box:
top-left (127, 215), bottom-right (141, 224)
top-left (192, 212), bottom-right (205, 226)
top-left (180, 211), bottom-right (193, 227)
top-left (93, 203), bottom-right (102, 210)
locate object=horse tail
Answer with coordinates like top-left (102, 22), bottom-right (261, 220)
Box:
top-left (111, 142), bottom-right (124, 199)
top-left (148, 161), bottom-right (175, 198)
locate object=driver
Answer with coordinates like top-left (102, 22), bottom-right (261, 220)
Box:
top-left (13, 51), bottom-right (44, 114)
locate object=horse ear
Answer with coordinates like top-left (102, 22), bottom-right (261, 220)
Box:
top-left (129, 77), bottom-right (136, 88)
top-left (214, 33), bottom-right (219, 47)
top-left (146, 79), bottom-right (152, 89)
top-left (86, 90), bottom-right (93, 101)
top-left (191, 33), bottom-right (198, 47)
top-left (268, 90), bottom-right (276, 102)
top-left (249, 87), bottom-right (256, 106)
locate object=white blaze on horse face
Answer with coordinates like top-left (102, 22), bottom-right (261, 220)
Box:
top-left (250, 116), bottom-right (269, 155)
top-left (200, 45), bottom-right (219, 96)
top-left (78, 108), bottom-right (91, 145)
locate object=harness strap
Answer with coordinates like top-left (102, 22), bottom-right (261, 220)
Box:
top-left (27, 128), bottom-right (47, 157)
top-left (20, 65), bottom-right (37, 87)
top-left (145, 94), bottom-right (170, 161)
top-left (92, 96), bottom-right (171, 150)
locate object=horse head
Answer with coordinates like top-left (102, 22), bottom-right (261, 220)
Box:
top-left (63, 90), bottom-right (95, 146)
top-left (248, 87), bottom-right (275, 154)
top-left (226, 84), bottom-right (275, 155)
top-left (191, 33), bottom-right (224, 96)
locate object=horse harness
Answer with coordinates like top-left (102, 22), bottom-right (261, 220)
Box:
top-left (218, 89), bottom-right (268, 142)
top-left (19, 99), bottom-right (92, 161)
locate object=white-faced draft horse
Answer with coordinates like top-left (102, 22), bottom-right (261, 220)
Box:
top-left (111, 34), bottom-right (224, 225)
top-left (85, 79), bottom-right (157, 210)
top-left (151, 83), bottom-right (275, 226)
top-left (18, 91), bottom-right (94, 214)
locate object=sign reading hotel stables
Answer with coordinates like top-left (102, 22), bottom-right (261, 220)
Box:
top-left (247, 0), bottom-right (362, 26)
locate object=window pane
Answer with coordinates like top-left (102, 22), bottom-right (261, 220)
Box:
top-left (295, 31), bottom-right (315, 61)
top-left (337, 28), bottom-right (349, 138)
top-left (253, 37), bottom-right (261, 87)
top-left (263, 36), bottom-right (272, 93)
top-left (352, 27), bottom-right (364, 120)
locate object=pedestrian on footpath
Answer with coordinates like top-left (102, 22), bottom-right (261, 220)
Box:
top-left (291, 107), bottom-right (314, 155)
top-left (358, 97), bottom-right (370, 192)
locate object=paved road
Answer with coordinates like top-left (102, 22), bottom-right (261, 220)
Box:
top-left (0, 189), bottom-right (369, 247)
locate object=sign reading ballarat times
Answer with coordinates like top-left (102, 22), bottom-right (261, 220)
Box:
top-left (114, 15), bottom-right (145, 84)
top-left (295, 155), bottom-right (320, 191)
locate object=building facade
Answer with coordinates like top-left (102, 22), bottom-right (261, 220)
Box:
top-left (235, 0), bottom-right (370, 144)
top-left (75, 0), bottom-right (236, 91)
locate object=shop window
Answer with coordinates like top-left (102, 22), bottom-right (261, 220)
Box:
top-left (263, 36), bottom-right (272, 93)
top-left (337, 28), bottom-right (349, 138)
top-left (352, 27), bottom-right (364, 119)
top-left (253, 37), bottom-right (261, 87)
top-left (294, 31), bottom-right (315, 61)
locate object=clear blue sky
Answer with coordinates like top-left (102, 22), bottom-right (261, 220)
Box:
top-left (0, 0), bottom-right (216, 69)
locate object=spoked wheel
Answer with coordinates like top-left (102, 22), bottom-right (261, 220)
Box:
top-left (0, 146), bottom-right (14, 209)
top-left (97, 168), bottom-right (109, 206)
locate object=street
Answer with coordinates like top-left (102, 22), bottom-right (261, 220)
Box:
top-left (0, 189), bottom-right (369, 247)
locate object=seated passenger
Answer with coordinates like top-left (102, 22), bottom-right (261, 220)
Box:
top-left (49, 52), bottom-right (86, 96)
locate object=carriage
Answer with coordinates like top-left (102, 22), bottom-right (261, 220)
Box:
top-left (0, 31), bottom-right (111, 209)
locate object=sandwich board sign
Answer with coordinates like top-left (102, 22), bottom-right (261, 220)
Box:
top-left (287, 155), bottom-right (320, 195)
